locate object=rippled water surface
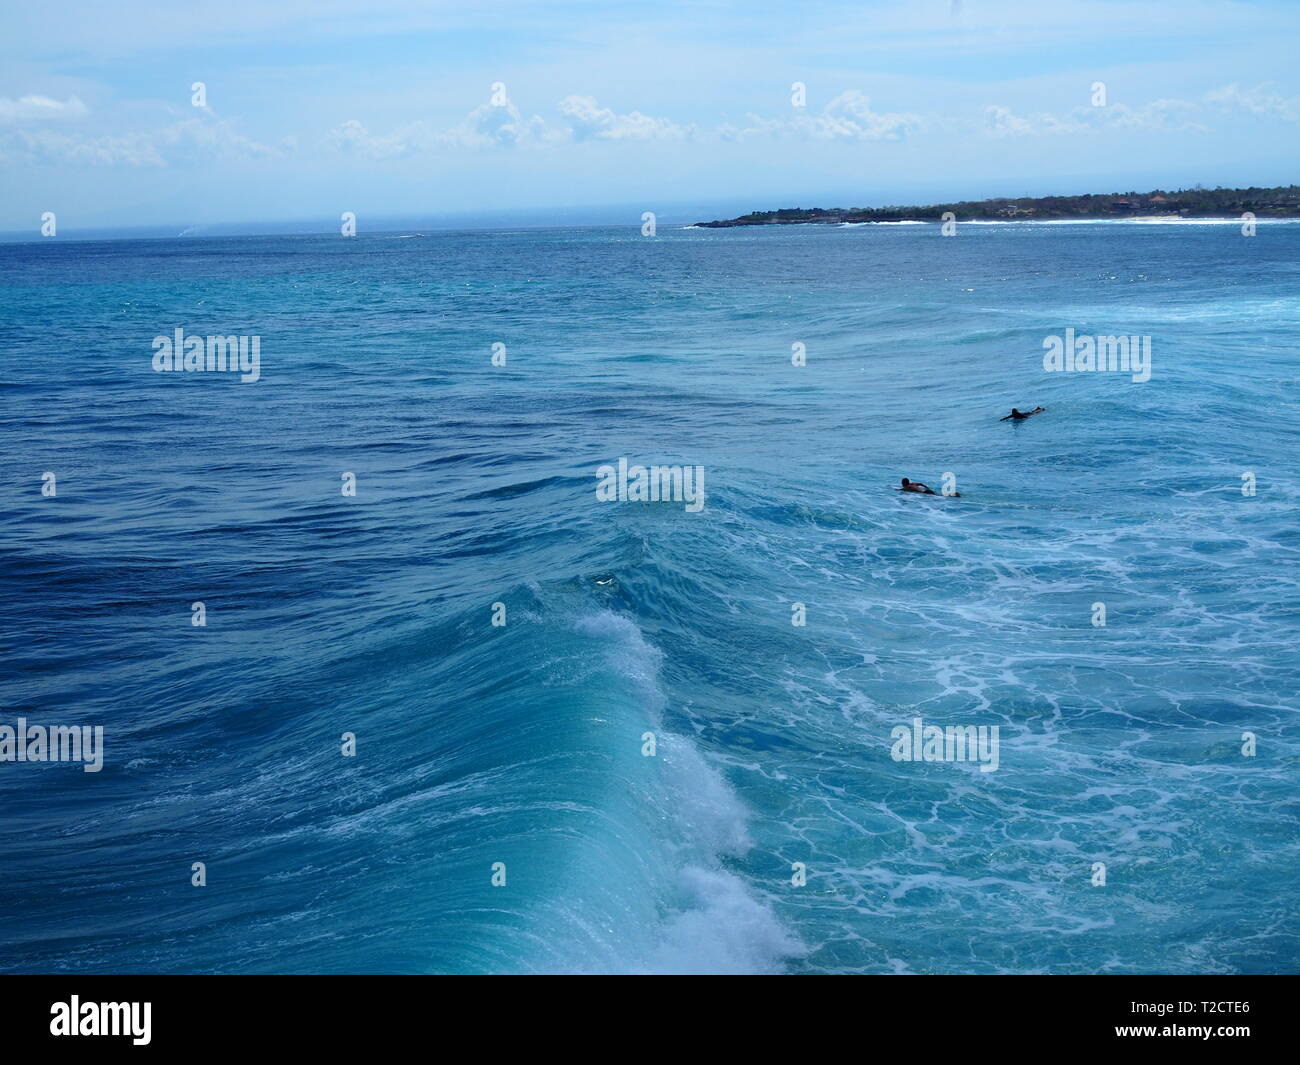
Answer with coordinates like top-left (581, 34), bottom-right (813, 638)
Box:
top-left (1, 221), bottom-right (1297, 973)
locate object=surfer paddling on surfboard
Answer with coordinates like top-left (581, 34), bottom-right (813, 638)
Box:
top-left (899, 478), bottom-right (960, 497)
top-left (1000, 406), bottom-right (1045, 421)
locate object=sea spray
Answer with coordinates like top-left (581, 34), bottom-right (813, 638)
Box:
top-left (557, 611), bottom-right (803, 974)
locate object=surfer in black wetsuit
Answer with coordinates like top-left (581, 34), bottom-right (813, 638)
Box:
top-left (900, 478), bottom-right (936, 494)
top-left (1000, 406), bottom-right (1045, 421)
top-left (900, 477), bottom-right (961, 497)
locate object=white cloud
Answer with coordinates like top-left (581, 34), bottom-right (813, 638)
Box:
top-left (983, 98), bottom-right (1207, 137)
top-left (0, 114), bottom-right (276, 166)
top-left (0, 94), bottom-right (89, 123)
top-left (452, 98), bottom-right (548, 147)
top-left (324, 101), bottom-right (551, 157)
top-left (22, 80), bottom-right (1285, 171)
top-left (1113, 98), bottom-right (1205, 131)
top-left (557, 95), bottom-right (690, 141)
top-left (813, 90), bottom-right (924, 140)
top-left (4, 128), bottom-right (164, 165)
top-left (1205, 83), bottom-right (1300, 122)
top-left (325, 117), bottom-right (414, 158)
top-left (324, 93), bottom-right (685, 156)
top-left (983, 104), bottom-right (1036, 137)
top-left (723, 91), bottom-right (923, 141)
top-left (324, 89), bottom-right (914, 158)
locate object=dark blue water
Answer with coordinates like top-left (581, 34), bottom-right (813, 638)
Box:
top-left (1, 221), bottom-right (1297, 973)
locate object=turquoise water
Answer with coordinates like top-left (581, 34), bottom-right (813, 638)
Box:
top-left (0, 221), bottom-right (1297, 973)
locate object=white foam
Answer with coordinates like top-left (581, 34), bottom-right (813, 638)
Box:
top-left (570, 610), bottom-right (804, 974)
top-left (962, 216), bottom-right (1300, 226)
top-left (639, 866), bottom-right (804, 974)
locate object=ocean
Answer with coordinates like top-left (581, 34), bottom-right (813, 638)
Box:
top-left (1, 220), bottom-right (1297, 974)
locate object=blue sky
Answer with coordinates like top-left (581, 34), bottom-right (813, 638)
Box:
top-left (2, 0), bottom-right (1299, 231)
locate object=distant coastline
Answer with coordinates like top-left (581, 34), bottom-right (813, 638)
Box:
top-left (697, 184), bottom-right (1300, 227)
